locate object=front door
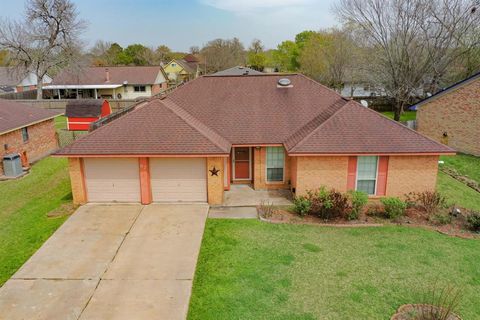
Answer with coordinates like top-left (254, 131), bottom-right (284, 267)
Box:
top-left (233, 147), bottom-right (251, 180)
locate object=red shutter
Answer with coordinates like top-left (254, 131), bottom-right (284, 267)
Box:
top-left (376, 156), bottom-right (389, 196)
top-left (347, 156), bottom-right (357, 190)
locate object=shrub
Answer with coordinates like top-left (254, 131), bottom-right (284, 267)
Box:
top-left (380, 197), bottom-right (406, 220)
top-left (405, 191), bottom-right (448, 215)
top-left (420, 283), bottom-right (462, 320)
top-left (347, 190), bottom-right (368, 220)
top-left (301, 187), bottom-right (350, 220)
top-left (431, 213), bottom-right (452, 225)
top-left (293, 196), bottom-right (311, 217)
top-left (466, 211), bottom-right (480, 232)
top-left (259, 200), bottom-right (276, 218)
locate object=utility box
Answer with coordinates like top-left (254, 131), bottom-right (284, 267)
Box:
top-left (3, 153), bottom-right (23, 177)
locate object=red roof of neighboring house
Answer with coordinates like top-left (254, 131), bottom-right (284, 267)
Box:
top-left (55, 74), bottom-right (454, 156)
top-left (52, 66), bottom-right (165, 85)
top-left (0, 99), bottom-right (60, 134)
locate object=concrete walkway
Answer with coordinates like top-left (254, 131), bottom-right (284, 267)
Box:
top-left (0, 203), bottom-right (209, 320)
top-left (223, 184), bottom-right (293, 207)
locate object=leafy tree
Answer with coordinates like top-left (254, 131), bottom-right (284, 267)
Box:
top-left (272, 40), bottom-right (300, 72)
top-left (295, 30), bottom-right (316, 49)
top-left (201, 37), bottom-right (245, 73)
top-left (247, 39), bottom-right (266, 71)
top-left (0, 49), bottom-right (8, 66)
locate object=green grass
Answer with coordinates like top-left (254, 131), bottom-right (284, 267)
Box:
top-left (188, 220), bottom-right (480, 320)
top-left (54, 115), bottom-right (67, 131)
top-left (440, 153), bottom-right (480, 185)
top-left (381, 111), bottom-right (417, 122)
top-left (0, 157), bottom-right (72, 286)
top-left (437, 171), bottom-right (480, 211)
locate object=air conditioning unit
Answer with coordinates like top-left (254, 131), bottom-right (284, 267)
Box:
top-left (3, 153), bottom-right (23, 177)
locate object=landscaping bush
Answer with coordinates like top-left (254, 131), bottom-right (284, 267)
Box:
top-left (259, 200), bottom-right (276, 218)
top-left (380, 197), bottom-right (407, 220)
top-left (466, 211), bottom-right (480, 232)
top-left (293, 196), bottom-right (311, 217)
top-left (346, 190), bottom-right (368, 220)
top-left (405, 191), bottom-right (448, 215)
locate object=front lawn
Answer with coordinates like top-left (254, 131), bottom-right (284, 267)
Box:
top-left (437, 171), bottom-right (480, 211)
top-left (0, 157), bottom-right (72, 286)
top-left (381, 111), bottom-right (417, 122)
top-left (188, 220), bottom-right (480, 320)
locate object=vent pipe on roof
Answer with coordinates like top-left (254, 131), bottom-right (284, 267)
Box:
top-left (277, 78), bottom-right (293, 88)
top-left (105, 68), bottom-right (110, 83)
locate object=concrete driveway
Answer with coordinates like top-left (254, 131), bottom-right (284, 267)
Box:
top-left (0, 203), bottom-right (209, 320)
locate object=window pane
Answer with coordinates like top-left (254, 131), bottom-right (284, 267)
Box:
top-left (357, 156), bottom-right (378, 180)
top-left (266, 147), bottom-right (284, 181)
top-left (357, 180), bottom-right (376, 195)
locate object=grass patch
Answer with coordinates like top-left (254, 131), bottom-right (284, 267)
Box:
top-left (54, 115), bottom-right (67, 131)
top-left (381, 111), bottom-right (417, 122)
top-left (437, 171), bottom-right (480, 211)
top-left (0, 157), bottom-right (72, 286)
top-left (440, 153), bottom-right (480, 185)
top-left (188, 220), bottom-right (480, 320)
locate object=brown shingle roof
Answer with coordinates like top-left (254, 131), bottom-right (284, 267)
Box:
top-left (56, 99), bottom-right (230, 156)
top-left (65, 100), bottom-right (105, 118)
top-left (0, 99), bottom-right (60, 134)
top-left (52, 66), bottom-right (165, 85)
top-left (56, 74), bottom-right (453, 156)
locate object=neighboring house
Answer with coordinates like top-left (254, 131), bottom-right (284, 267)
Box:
top-left (0, 99), bottom-right (59, 176)
top-left (65, 100), bottom-right (112, 131)
top-left (163, 54), bottom-right (205, 83)
top-left (55, 74), bottom-right (453, 206)
top-left (0, 67), bottom-right (52, 93)
top-left (414, 71), bottom-right (480, 156)
top-left (212, 66), bottom-right (263, 76)
top-left (44, 67), bottom-right (168, 100)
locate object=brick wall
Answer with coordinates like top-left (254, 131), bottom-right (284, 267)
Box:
top-left (0, 119), bottom-right (58, 175)
top-left (417, 78), bottom-right (480, 156)
top-left (68, 157), bottom-right (87, 205)
top-left (386, 155), bottom-right (439, 197)
top-left (253, 147), bottom-right (291, 190)
top-left (294, 156), bottom-right (349, 195)
top-left (207, 157), bottom-right (224, 205)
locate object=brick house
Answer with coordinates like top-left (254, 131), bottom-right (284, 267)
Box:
top-left (0, 99), bottom-right (60, 176)
top-left (415, 71), bottom-right (480, 156)
top-left (54, 74), bottom-right (453, 205)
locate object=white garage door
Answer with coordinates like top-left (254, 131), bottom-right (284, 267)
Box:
top-left (150, 158), bottom-right (207, 202)
top-left (84, 158), bottom-right (141, 202)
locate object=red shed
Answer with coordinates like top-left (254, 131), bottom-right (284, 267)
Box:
top-left (65, 100), bottom-right (111, 131)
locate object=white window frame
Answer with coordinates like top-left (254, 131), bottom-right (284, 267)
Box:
top-left (265, 146), bottom-right (285, 184)
top-left (355, 156), bottom-right (379, 195)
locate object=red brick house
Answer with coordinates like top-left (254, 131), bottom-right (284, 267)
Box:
top-left (55, 74), bottom-right (454, 205)
top-left (0, 99), bottom-right (60, 176)
top-left (415, 71), bottom-right (480, 156)
top-left (66, 100), bottom-right (112, 131)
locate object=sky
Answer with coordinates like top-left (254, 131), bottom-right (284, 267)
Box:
top-left (0, 0), bottom-right (339, 51)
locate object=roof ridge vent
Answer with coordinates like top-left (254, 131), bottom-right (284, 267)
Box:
top-left (277, 78), bottom-right (292, 88)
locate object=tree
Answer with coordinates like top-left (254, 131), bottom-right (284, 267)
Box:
top-left (272, 40), bottom-right (300, 72)
top-left (189, 46), bottom-right (200, 55)
top-left (247, 39), bottom-right (267, 71)
top-left (295, 30), bottom-right (316, 49)
top-left (299, 28), bottom-right (355, 91)
top-left (0, 0), bottom-right (86, 99)
top-left (0, 49), bottom-right (8, 66)
top-left (336, 0), bottom-right (480, 121)
top-left (201, 38), bottom-right (245, 73)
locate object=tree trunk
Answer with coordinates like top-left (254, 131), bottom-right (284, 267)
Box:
top-left (36, 80), bottom-right (43, 100)
top-left (393, 101), bottom-right (403, 122)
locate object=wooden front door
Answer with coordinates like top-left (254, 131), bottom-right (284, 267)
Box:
top-left (233, 147), bottom-right (251, 180)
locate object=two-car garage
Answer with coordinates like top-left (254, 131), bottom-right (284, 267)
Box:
top-left (83, 158), bottom-right (207, 203)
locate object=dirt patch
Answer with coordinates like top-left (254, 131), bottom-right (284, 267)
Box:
top-left (391, 304), bottom-right (461, 320)
top-left (47, 202), bottom-right (76, 218)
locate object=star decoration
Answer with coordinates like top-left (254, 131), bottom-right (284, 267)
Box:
top-left (209, 166), bottom-right (220, 176)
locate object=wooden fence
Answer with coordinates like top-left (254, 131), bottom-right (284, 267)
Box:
top-left (2, 99), bottom-right (138, 113)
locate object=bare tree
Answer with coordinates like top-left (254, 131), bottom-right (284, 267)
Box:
top-left (201, 38), bottom-right (245, 73)
top-left (336, 0), bottom-right (480, 121)
top-left (0, 0), bottom-right (86, 99)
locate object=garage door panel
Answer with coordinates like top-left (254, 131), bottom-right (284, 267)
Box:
top-left (84, 158), bottom-right (141, 203)
top-left (150, 158), bottom-right (207, 202)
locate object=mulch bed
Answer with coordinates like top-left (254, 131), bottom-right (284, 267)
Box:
top-left (391, 304), bottom-right (461, 320)
top-left (258, 206), bottom-right (479, 238)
